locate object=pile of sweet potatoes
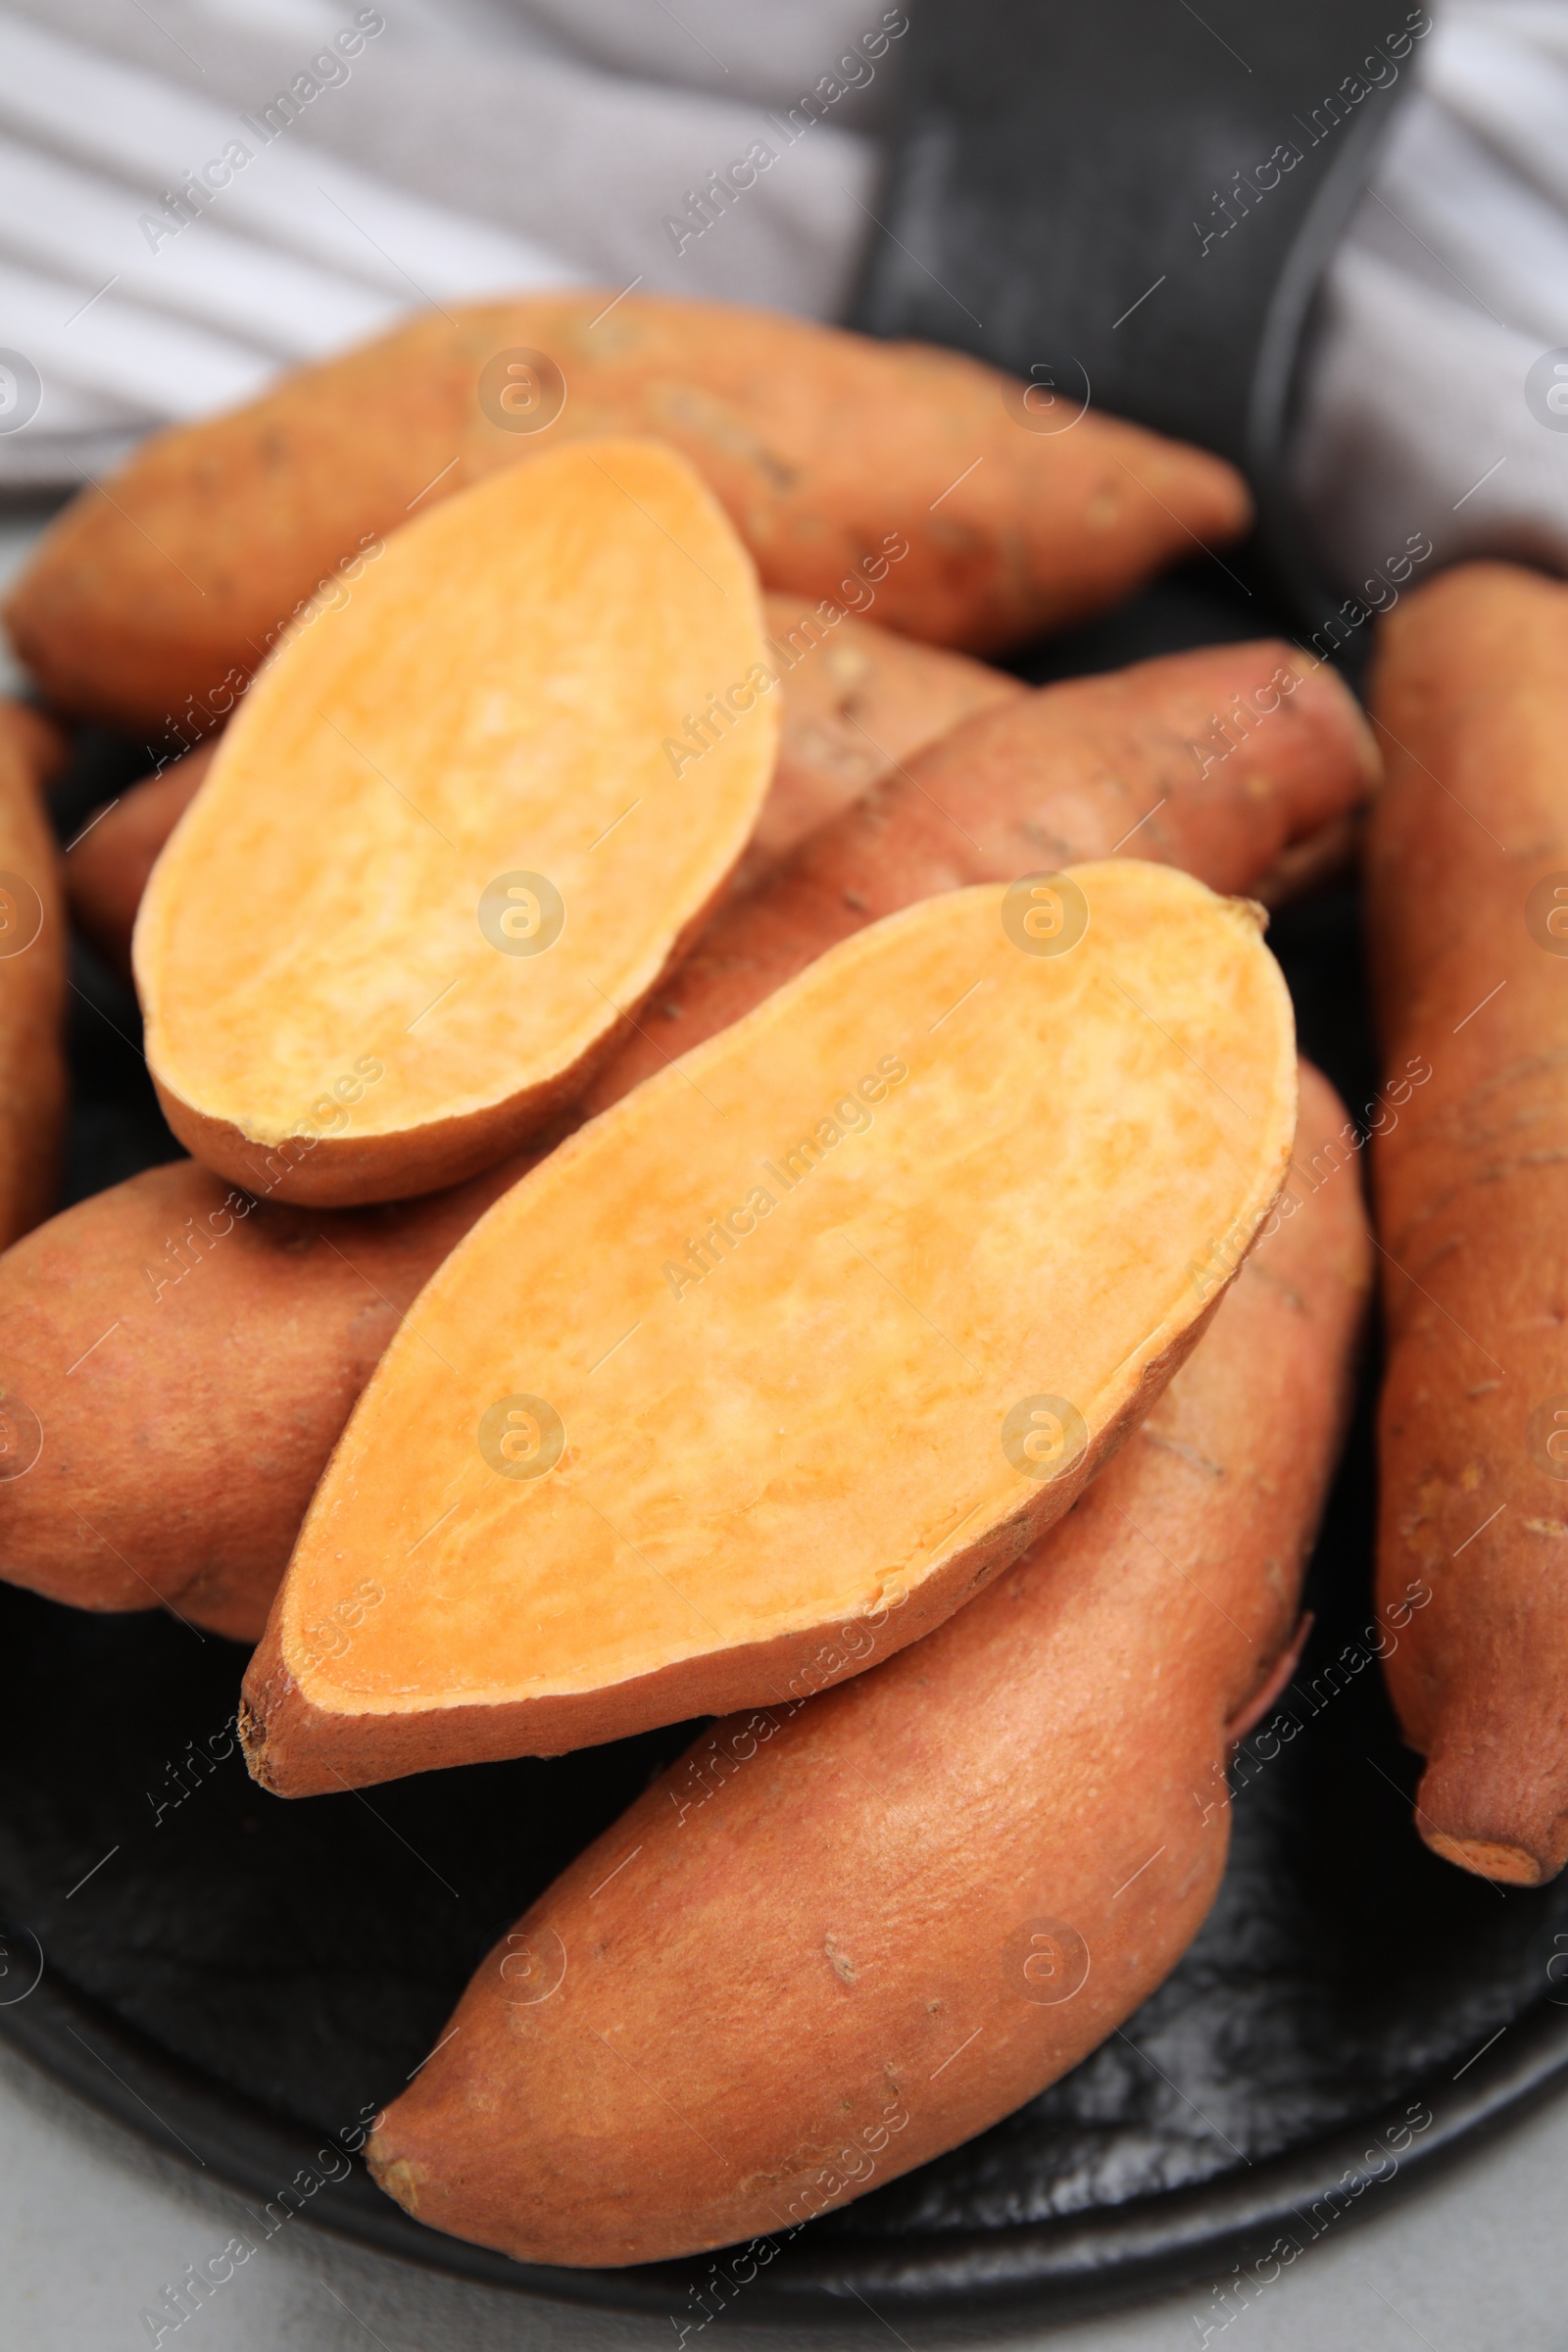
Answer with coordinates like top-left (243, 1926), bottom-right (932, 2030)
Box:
top-left (0, 289), bottom-right (1549, 2273)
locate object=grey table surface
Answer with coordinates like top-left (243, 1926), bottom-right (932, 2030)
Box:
top-left (2, 2032), bottom-right (1567, 2351)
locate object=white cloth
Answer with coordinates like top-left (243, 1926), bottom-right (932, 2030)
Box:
top-left (0, 0), bottom-right (893, 482)
top-left (0, 0), bottom-right (1563, 607)
top-left (1293, 1), bottom-right (1568, 594)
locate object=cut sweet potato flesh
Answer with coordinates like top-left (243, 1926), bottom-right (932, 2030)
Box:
top-left (133, 438), bottom-right (777, 1205)
top-left (241, 862), bottom-right (1296, 1792)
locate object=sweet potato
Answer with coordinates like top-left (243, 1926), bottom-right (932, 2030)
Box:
top-left (582, 638), bottom-right (1377, 1114)
top-left (737, 597), bottom-right (1024, 890)
top-left (0, 640), bottom-right (1372, 1643)
top-left (63, 601), bottom-right (1019, 978)
top-left (1369, 562), bottom-right (1568, 1885)
top-left (0, 1156), bottom-right (527, 1642)
top-left (3, 292), bottom-right (1250, 730)
top-left (239, 864), bottom-right (1297, 1793)
top-left (0, 701), bottom-right (68, 1254)
top-left (65, 744), bottom-right (217, 980)
top-left (135, 439), bottom-right (779, 1208)
top-left (365, 1061), bottom-right (1370, 2267)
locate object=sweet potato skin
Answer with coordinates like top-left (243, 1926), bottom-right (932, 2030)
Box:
top-left (584, 637), bottom-right (1378, 1112)
top-left (366, 1063), bottom-right (1371, 2268)
top-left (65, 745), bottom-right (216, 980)
top-left (5, 293), bottom-right (1250, 728)
top-left (739, 596), bottom-right (1024, 889)
top-left (147, 1037), bottom-right (617, 1214)
top-left (2, 640), bottom-right (1374, 1642)
top-left (0, 1155), bottom-right (525, 1640)
top-left (0, 702), bottom-right (68, 1250)
top-left (1369, 563), bottom-right (1568, 1885)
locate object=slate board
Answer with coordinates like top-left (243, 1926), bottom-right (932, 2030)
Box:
top-left (3, 571), bottom-right (1568, 2324)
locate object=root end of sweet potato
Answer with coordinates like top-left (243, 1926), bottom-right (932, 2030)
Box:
top-left (366, 2148), bottom-right (425, 2215)
top-left (233, 1695), bottom-right (276, 1792)
top-left (1420, 1828), bottom-right (1548, 1887)
top-left (1411, 1729), bottom-right (1568, 1886)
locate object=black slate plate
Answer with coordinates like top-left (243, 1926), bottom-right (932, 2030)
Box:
top-left (6, 583), bottom-right (1568, 2327)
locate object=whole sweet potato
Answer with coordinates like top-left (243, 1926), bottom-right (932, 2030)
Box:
top-left (1370, 563), bottom-right (1568, 1885)
top-left (365, 1061), bottom-right (1371, 2267)
top-left (5, 292), bottom-right (1250, 729)
top-left (737, 596), bottom-right (1025, 888)
top-left (582, 637), bottom-right (1376, 1112)
top-left (65, 744), bottom-right (217, 981)
top-left (0, 639), bottom-right (1372, 1639)
top-left (0, 1155), bottom-right (526, 1642)
top-left (0, 701), bottom-right (67, 1254)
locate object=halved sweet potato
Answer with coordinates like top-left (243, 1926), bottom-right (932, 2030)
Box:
top-left (240, 861), bottom-right (1297, 1792)
top-left (134, 438), bottom-right (778, 1207)
top-left (66, 601), bottom-right (1018, 976)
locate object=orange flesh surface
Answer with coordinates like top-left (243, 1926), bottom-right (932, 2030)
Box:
top-left (276, 863), bottom-right (1295, 1720)
top-left (133, 438), bottom-right (777, 1157)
